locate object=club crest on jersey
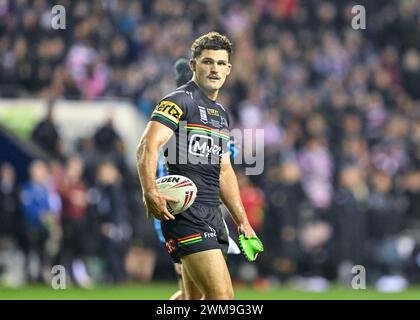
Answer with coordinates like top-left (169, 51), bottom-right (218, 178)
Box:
top-left (198, 106), bottom-right (208, 124)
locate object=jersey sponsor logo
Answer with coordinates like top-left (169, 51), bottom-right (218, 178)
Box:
top-left (189, 134), bottom-right (222, 157)
top-left (152, 100), bottom-right (183, 125)
top-left (207, 108), bottom-right (220, 117)
top-left (198, 106), bottom-right (208, 124)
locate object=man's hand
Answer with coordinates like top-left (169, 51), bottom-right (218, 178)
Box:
top-left (237, 222), bottom-right (264, 262)
top-left (238, 222), bottom-right (256, 238)
top-left (143, 190), bottom-right (178, 221)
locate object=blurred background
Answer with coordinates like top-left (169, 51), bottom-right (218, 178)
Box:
top-left (1, 0), bottom-right (420, 296)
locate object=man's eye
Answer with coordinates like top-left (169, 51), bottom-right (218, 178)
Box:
top-left (204, 61), bottom-right (211, 64)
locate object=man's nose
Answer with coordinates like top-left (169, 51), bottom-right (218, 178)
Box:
top-left (210, 62), bottom-right (218, 72)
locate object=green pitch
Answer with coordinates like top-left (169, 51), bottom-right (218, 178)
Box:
top-left (1, 283), bottom-right (420, 300)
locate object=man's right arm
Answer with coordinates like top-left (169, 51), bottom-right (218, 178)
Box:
top-left (136, 120), bottom-right (177, 221)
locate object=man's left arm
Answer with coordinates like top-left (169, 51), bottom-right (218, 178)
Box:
top-left (219, 152), bottom-right (256, 237)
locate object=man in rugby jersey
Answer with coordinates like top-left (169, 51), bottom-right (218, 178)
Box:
top-left (137, 32), bottom-right (257, 300)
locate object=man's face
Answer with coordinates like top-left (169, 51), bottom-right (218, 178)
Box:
top-left (191, 49), bottom-right (231, 94)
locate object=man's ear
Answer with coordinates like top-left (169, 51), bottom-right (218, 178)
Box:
top-left (226, 63), bottom-right (232, 76)
top-left (190, 59), bottom-right (196, 72)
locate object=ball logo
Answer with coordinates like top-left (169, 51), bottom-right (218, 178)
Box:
top-left (156, 175), bottom-right (197, 215)
top-left (157, 176), bottom-right (181, 184)
top-left (182, 190), bottom-right (195, 209)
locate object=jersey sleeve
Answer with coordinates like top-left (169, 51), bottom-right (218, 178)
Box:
top-left (150, 95), bottom-right (186, 131)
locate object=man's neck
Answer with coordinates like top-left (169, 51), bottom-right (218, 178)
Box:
top-left (192, 78), bottom-right (218, 101)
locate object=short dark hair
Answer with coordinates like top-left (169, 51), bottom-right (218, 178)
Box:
top-left (191, 32), bottom-right (233, 60)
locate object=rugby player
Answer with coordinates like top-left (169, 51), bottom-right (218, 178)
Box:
top-left (137, 32), bottom-right (257, 300)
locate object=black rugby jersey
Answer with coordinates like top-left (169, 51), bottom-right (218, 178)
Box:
top-left (150, 80), bottom-right (231, 206)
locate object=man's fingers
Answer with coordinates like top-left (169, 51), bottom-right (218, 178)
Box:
top-left (238, 225), bottom-right (257, 238)
top-left (163, 209), bottom-right (175, 220)
top-left (144, 194), bottom-right (176, 220)
top-left (152, 210), bottom-right (174, 221)
top-left (162, 194), bottom-right (179, 203)
top-left (161, 212), bottom-right (175, 220)
top-left (246, 231), bottom-right (257, 238)
top-left (156, 202), bottom-right (175, 220)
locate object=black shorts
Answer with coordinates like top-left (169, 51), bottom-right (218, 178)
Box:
top-left (161, 202), bottom-right (229, 263)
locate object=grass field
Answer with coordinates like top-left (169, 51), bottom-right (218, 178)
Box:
top-left (1, 283), bottom-right (420, 300)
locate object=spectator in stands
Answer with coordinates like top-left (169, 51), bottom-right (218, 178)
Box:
top-left (332, 165), bottom-right (369, 282)
top-left (90, 161), bottom-right (128, 283)
top-left (92, 118), bottom-right (131, 190)
top-left (31, 100), bottom-right (63, 160)
top-left (20, 160), bottom-right (61, 282)
top-left (261, 160), bottom-right (309, 280)
top-left (402, 170), bottom-right (420, 225)
top-left (0, 162), bottom-right (28, 275)
top-left (298, 135), bottom-right (333, 211)
top-left (0, 163), bottom-right (26, 286)
top-left (366, 170), bottom-right (408, 280)
top-left (59, 155), bottom-right (92, 288)
top-left (0, 163), bottom-right (23, 243)
top-left (93, 118), bottom-right (122, 154)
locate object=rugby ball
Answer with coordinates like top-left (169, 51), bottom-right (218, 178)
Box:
top-left (156, 175), bottom-right (197, 215)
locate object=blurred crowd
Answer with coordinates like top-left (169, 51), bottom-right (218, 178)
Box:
top-left (1, 0), bottom-right (420, 291)
top-left (0, 108), bottom-right (140, 286)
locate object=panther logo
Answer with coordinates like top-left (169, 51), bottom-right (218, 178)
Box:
top-left (165, 239), bottom-right (177, 254)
